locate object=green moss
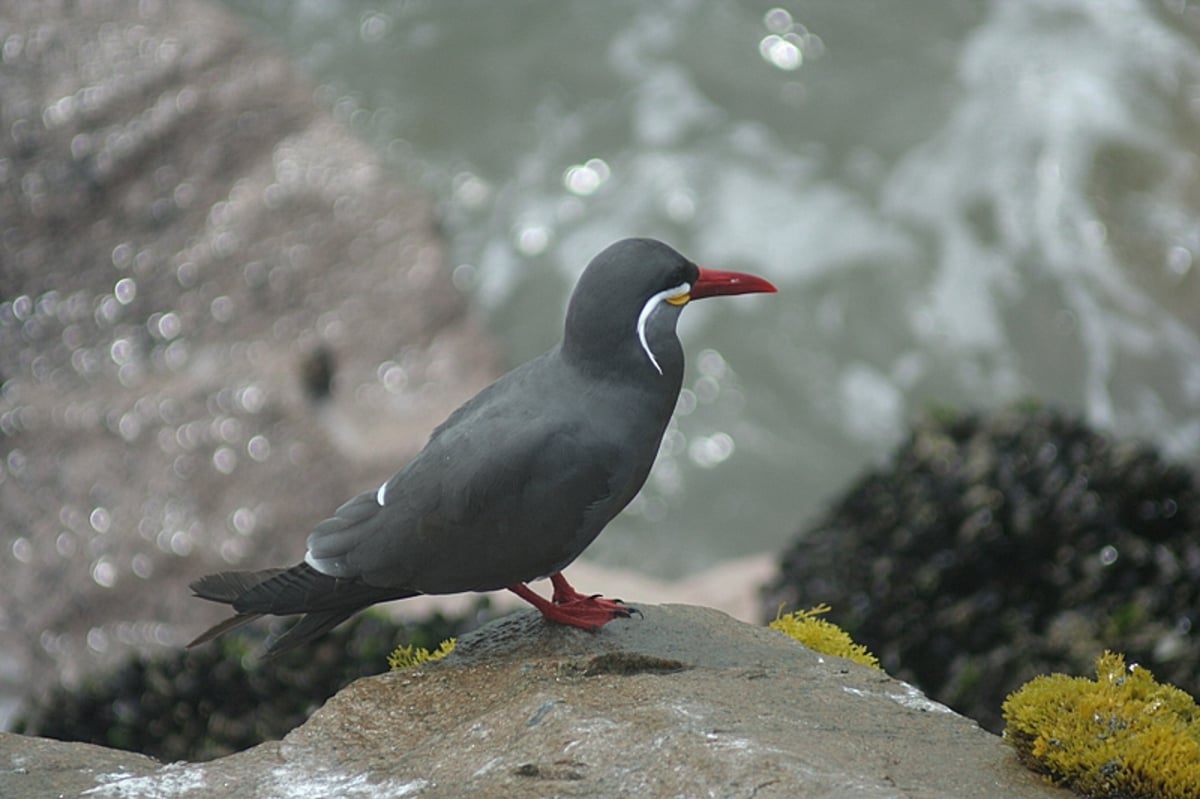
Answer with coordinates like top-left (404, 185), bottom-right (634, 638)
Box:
top-left (920, 401), bottom-right (964, 426)
top-left (770, 604), bottom-right (882, 670)
top-left (387, 637), bottom-right (456, 670)
top-left (1011, 396), bottom-right (1045, 414)
top-left (1104, 601), bottom-right (1146, 639)
top-left (1003, 651), bottom-right (1200, 799)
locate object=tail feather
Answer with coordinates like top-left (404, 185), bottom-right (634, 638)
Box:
top-left (262, 608), bottom-right (361, 657)
top-left (188, 562), bottom-right (418, 654)
top-left (236, 563), bottom-right (402, 615)
top-left (185, 611), bottom-right (263, 648)
top-left (190, 569), bottom-right (288, 604)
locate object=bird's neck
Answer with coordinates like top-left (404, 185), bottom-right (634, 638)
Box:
top-left (561, 293), bottom-right (687, 385)
top-left (561, 327), bottom-right (684, 387)
top-left (558, 338), bottom-right (683, 444)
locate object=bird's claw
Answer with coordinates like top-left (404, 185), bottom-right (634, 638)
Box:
top-left (548, 593), bottom-right (635, 630)
top-left (588, 592), bottom-right (627, 605)
top-left (533, 574), bottom-right (639, 631)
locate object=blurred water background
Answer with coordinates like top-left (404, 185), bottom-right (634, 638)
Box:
top-left (219, 0), bottom-right (1200, 577)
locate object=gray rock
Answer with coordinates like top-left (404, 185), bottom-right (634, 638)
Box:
top-left (0, 0), bottom-right (500, 719)
top-left (0, 733), bottom-right (161, 799)
top-left (3, 605), bottom-right (1070, 799)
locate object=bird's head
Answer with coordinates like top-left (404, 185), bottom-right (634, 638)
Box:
top-left (562, 238), bottom-right (776, 380)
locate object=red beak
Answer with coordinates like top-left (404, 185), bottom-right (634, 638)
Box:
top-left (690, 267), bottom-right (778, 300)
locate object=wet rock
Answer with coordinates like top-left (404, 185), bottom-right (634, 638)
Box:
top-left (2, 604), bottom-right (1070, 799)
top-left (0, 0), bottom-right (500, 720)
top-left (764, 406), bottom-right (1200, 733)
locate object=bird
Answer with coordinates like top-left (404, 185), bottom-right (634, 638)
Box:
top-left (188, 238), bottom-right (776, 656)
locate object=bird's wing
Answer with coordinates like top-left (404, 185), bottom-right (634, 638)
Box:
top-left (412, 421), bottom-right (629, 590)
top-left (303, 489), bottom-right (390, 577)
top-left (304, 418), bottom-right (626, 593)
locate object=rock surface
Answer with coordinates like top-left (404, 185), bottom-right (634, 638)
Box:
top-left (2, 604), bottom-right (1071, 799)
top-left (0, 0), bottom-right (500, 718)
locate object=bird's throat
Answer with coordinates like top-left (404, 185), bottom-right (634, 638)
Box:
top-left (636, 282), bottom-right (690, 375)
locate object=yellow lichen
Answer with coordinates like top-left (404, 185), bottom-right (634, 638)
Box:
top-left (387, 638), bottom-right (456, 670)
top-left (1003, 651), bottom-right (1200, 799)
top-left (770, 604), bottom-right (882, 670)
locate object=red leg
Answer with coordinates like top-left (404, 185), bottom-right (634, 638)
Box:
top-left (508, 574), bottom-right (634, 631)
top-left (549, 572), bottom-right (626, 611)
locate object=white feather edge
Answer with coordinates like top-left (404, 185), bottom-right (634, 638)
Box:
top-left (636, 281), bottom-right (690, 375)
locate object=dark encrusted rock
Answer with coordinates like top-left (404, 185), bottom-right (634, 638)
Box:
top-left (763, 405), bottom-right (1200, 733)
top-left (13, 604), bottom-right (489, 762)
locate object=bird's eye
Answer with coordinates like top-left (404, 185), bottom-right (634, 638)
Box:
top-left (671, 264), bottom-right (696, 287)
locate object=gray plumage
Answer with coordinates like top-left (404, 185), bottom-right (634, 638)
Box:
top-left (189, 238), bottom-right (775, 655)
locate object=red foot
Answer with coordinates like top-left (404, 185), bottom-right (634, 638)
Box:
top-left (508, 573), bottom-right (634, 631)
